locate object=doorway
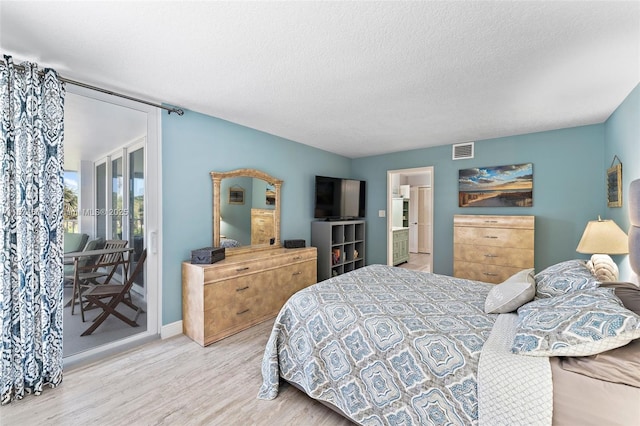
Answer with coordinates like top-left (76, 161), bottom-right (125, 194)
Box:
top-left (62, 85), bottom-right (161, 365)
top-left (387, 167), bottom-right (434, 272)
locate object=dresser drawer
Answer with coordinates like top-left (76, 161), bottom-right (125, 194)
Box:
top-left (454, 244), bottom-right (534, 268)
top-left (454, 215), bottom-right (534, 229)
top-left (454, 227), bottom-right (534, 249)
top-left (203, 248), bottom-right (317, 283)
top-left (454, 261), bottom-right (523, 284)
top-left (203, 294), bottom-right (264, 340)
top-left (203, 274), bottom-right (261, 307)
top-left (276, 260), bottom-right (317, 304)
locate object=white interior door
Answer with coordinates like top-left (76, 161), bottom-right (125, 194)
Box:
top-left (418, 186), bottom-right (432, 254)
top-left (409, 187), bottom-right (418, 253)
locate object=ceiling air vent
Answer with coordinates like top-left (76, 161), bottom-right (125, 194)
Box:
top-left (452, 142), bottom-right (474, 160)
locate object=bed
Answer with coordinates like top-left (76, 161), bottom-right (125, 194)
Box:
top-left (259, 180), bottom-right (640, 425)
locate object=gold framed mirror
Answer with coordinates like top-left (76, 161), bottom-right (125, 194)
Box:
top-left (211, 168), bottom-right (283, 254)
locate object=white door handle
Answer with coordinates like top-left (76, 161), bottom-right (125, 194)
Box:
top-left (150, 231), bottom-right (158, 254)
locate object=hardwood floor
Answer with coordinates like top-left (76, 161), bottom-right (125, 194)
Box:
top-left (398, 252), bottom-right (431, 272)
top-left (3, 320), bottom-right (353, 426)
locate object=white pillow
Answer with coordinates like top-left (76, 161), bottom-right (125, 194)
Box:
top-left (484, 268), bottom-right (536, 314)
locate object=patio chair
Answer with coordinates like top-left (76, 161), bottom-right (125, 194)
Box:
top-left (66, 237), bottom-right (105, 312)
top-left (78, 239), bottom-right (129, 287)
top-left (80, 249), bottom-right (147, 336)
top-left (73, 239), bottom-right (129, 322)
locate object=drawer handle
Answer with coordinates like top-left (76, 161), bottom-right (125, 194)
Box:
top-left (483, 272), bottom-right (498, 276)
top-left (483, 236), bottom-right (498, 239)
top-left (236, 286), bottom-right (249, 292)
top-left (236, 309), bottom-right (250, 315)
top-left (484, 220), bottom-right (498, 223)
top-left (292, 271), bottom-right (302, 276)
top-left (292, 256), bottom-right (302, 260)
top-left (484, 254), bottom-right (498, 258)
top-left (236, 267), bottom-right (250, 272)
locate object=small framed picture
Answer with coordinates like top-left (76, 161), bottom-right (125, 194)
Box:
top-left (228, 186), bottom-right (245, 205)
top-left (607, 163), bottom-right (622, 207)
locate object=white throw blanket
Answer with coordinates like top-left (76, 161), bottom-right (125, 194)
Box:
top-left (587, 254), bottom-right (619, 281)
top-left (478, 313), bottom-right (553, 425)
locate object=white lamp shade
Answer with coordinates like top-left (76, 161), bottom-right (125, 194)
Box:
top-left (576, 219), bottom-right (629, 255)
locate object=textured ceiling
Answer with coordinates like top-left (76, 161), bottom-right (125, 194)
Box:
top-left (1, 1), bottom-right (639, 159)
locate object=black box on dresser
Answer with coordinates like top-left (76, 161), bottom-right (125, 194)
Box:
top-left (284, 239), bottom-right (306, 249)
top-left (191, 247), bottom-right (225, 264)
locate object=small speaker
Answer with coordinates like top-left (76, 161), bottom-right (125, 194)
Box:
top-left (191, 247), bottom-right (225, 264)
top-left (284, 239), bottom-right (306, 249)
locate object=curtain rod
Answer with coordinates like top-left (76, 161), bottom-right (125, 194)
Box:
top-left (10, 63), bottom-right (184, 116)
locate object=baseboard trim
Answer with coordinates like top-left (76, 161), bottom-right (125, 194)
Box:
top-left (161, 320), bottom-right (183, 339)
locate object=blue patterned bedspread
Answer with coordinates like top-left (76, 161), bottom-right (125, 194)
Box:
top-left (259, 265), bottom-right (496, 425)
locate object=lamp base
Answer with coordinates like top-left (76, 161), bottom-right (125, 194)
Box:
top-left (586, 254), bottom-right (619, 282)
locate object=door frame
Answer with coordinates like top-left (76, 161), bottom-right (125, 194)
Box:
top-left (409, 186), bottom-right (418, 253)
top-left (63, 84), bottom-right (162, 367)
top-left (386, 166), bottom-right (434, 267)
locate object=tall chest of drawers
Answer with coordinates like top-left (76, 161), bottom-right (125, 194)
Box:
top-left (251, 208), bottom-right (276, 245)
top-left (453, 215), bottom-right (534, 284)
top-left (182, 247), bottom-right (317, 346)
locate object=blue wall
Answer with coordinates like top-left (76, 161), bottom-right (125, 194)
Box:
top-left (162, 110), bottom-right (351, 324)
top-left (352, 125), bottom-right (606, 276)
top-left (604, 83), bottom-right (640, 281)
top-left (161, 85), bottom-right (638, 326)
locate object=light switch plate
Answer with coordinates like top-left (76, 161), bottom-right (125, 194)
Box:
top-left (378, 210), bottom-right (386, 217)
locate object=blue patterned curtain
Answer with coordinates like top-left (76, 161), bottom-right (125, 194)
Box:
top-left (0, 55), bottom-right (65, 404)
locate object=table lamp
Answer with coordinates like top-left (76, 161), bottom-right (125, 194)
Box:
top-left (576, 216), bottom-right (628, 281)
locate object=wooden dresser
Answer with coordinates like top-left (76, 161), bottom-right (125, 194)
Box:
top-left (453, 215), bottom-right (534, 284)
top-left (182, 247), bottom-right (317, 346)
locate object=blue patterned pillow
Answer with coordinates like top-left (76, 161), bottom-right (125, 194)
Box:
top-left (534, 259), bottom-right (599, 299)
top-left (512, 288), bottom-right (640, 356)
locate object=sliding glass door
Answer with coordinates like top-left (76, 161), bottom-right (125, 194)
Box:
top-left (111, 156), bottom-right (124, 240)
top-left (94, 144), bottom-right (146, 291)
top-left (129, 146), bottom-right (145, 291)
top-left (95, 161), bottom-right (107, 239)
top-left (65, 85), bottom-right (158, 364)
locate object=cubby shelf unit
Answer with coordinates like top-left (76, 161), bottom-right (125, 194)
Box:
top-left (311, 219), bottom-right (366, 281)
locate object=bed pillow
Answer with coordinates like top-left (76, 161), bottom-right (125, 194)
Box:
top-left (512, 287), bottom-right (640, 357)
top-left (484, 268), bottom-right (535, 314)
top-left (599, 281), bottom-right (640, 315)
top-left (534, 259), bottom-right (599, 299)
top-left (560, 338), bottom-right (640, 388)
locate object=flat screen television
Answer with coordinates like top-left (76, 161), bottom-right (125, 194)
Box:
top-left (314, 175), bottom-right (366, 220)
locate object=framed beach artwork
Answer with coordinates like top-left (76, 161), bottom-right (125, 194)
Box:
top-left (459, 163), bottom-right (533, 207)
